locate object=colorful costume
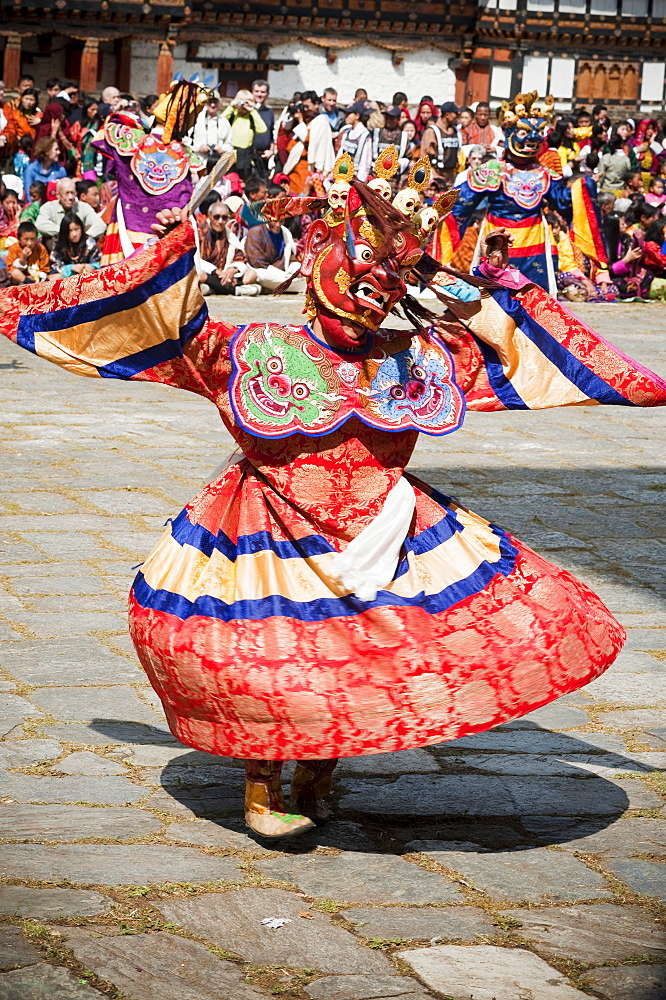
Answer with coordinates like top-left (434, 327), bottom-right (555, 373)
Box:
top-left (452, 92), bottom-right (607, 292)
top-left (1, 149), bottom-right (665, 839)
top-left (92, 82), bottom-right (208, 265)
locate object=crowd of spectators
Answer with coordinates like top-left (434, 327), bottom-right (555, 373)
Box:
top-left (1, 70), bottom-right (666, 301)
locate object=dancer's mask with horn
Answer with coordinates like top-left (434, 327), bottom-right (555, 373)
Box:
top-left (261, 148), bottom-right (458, 347)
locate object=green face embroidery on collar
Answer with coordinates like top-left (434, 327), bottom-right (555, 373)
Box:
top-left (231, 324), bottom-right (343, 434)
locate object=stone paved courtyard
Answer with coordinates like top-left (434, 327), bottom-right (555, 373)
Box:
top-left (0, 296), bottom-right (665, 1000)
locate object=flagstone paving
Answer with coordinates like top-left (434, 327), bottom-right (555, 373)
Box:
top-left (0, 298), bottom-right (665, 998)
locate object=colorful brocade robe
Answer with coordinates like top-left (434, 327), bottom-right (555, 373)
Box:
top-left (0, 225), bottom-right (664, 760)
top-left (452, 160), bottom-right (607, 293)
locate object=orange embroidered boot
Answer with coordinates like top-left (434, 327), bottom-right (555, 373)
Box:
top-left (289, 758), bottom-right (339, 822)
top-left (244, 759), bottom-right (315, 839)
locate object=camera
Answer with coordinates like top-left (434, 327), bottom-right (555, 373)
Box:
top-left (288, 102), bottom-right (304, 116)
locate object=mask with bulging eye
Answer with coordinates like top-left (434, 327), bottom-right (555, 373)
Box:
top-left (367, 177), bottom-right (393, 201)
top-left (393, 187), bottom-right (419, 218)
top-left (328, 181), bottom-right (350, 216)
top-left (413, 205), bottom-right (439, 239)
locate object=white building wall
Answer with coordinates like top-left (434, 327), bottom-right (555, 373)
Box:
top-left (131, 39), bottom-right (455, 106)
top-left (266, 41), bottom-right (455, 106)
top-left (130, 41), bottom-right (224, 95)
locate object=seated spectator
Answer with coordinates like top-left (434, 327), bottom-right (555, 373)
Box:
top-left (76, 179), bottom-right (101, 212)
top-left (5, 220), bottom-right (49, 283)
top-left (197, 200), bottom-right (259, 297)
top-left (244, 212), bottom-right (301, 293)
top-left (72, 98), bottom-right (101, 178)
top-left (20, 180), bottom-right (46, 224)
top-left (238, 175), bottom-right (269, 232)
top-left (645, 176), bottom-right (666, 211)
top-left (3, 87), bottom-right (41, 155)
top-left (0, 189), bottom-right (20, 248)
top-left (624, 170), bottom-right (646, 203)
top-left (36, 178), bottom-right (106, 242)
top-left (34, 102), bottom-right (73, 167)
top-left (13, 133), bottom-right (33, 193)
top-left (23, 136), bottom-right (67, 194)
top-left (192, 96), bottom-right (233, 171)
top-left (598, 135), bottom-right (633, 195)
top-left (550, 216), bottom-right (614, 302)
top-left (49, 211), bottom-right (101, 278)
top-left (222, 90), bottom-right (267, 180)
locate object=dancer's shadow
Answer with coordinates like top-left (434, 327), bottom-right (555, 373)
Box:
top-left (89, 719), bottom-right (650, 854)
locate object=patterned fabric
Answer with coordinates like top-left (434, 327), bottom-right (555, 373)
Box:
top-left (229, 323), bottom-right (465, 439)
top-left (0, 224), bottom-right (664, 759)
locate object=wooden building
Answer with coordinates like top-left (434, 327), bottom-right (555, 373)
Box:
top-left (1, 1), bottom-right (664, 114)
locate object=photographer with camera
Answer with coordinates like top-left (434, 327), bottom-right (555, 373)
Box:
top-left (222, 90), bottom-right (267, 181)
top-left (193, 96), bottom-right (233, 173)
top-left (281, 90), bottom-right (335, 194)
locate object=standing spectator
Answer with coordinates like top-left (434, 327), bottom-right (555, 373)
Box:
top-left (49, 211), bottom-right (101, 277)
top-left (62, 83), bottom-right (83, 126)
top-left (20, 180), bottom-right (46, 223)
top-left (222, 90), bottom-right (267, 180)
top-left (98, 86), bottom-right (121, 120)
top-left (5, 220), bottom-right (49, 283)
top-left (34, 103), bottom-right (73, 167)
top-left (392, 92), bottom-right (411, 120)
top-left (421, 102), bottom-right (460, 187)
top-left (371, 105), bottom-right (403, 191)
top-left (44, 78), bottom-right (63, 106)
top-left (35, 178), bottom-right (106, 241)
top-left (192, 96), bottom-right (233, 171)
top-left (414, 100), bottom-right (437, 139)
top-left (282, 91), bottom-right (334, 195)
top-left (458, 107), bottom-right (473, 135)
top-left (23, 136), bottom-right (66, 194)
top-left (244, 214), bottom-right (300, 292)
top-left (460, 102), bottom-right (502, 155)
top-left (251, 79), bottom-right (275, 179)
top-left (455, 144), bottom-right (485, 186)
top-left (196, 200), bottom-right (258, 296)
top-left (76, 179), bottom-right (101, 212)
top-left (320, 87), bottom-right (345, 135)
top-left (139, 94), bottom-right (159, 128)
top-left (337, 100), bottom-right (372, 182)
top-left (593, 104), bottom-right (611, 130)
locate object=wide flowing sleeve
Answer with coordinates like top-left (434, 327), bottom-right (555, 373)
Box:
top-left (436, 282), bottom-right (666, 412)
top-left (0, 222), bottom-right (236, 401)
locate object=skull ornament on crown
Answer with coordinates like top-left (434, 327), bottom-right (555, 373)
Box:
top-left (259, 150), bottom-right (458, 349)
top-left (498, 91), bottom-right (555, 164)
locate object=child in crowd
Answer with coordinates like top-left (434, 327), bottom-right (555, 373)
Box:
top-left (49, 212), bottom-right (101, 278)
top-left (5, 220), bottom-right (49, 283)
top-left (644, 176), bottom-right (666, 211)
top-left (13, 134), bottom-right (33, 192)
